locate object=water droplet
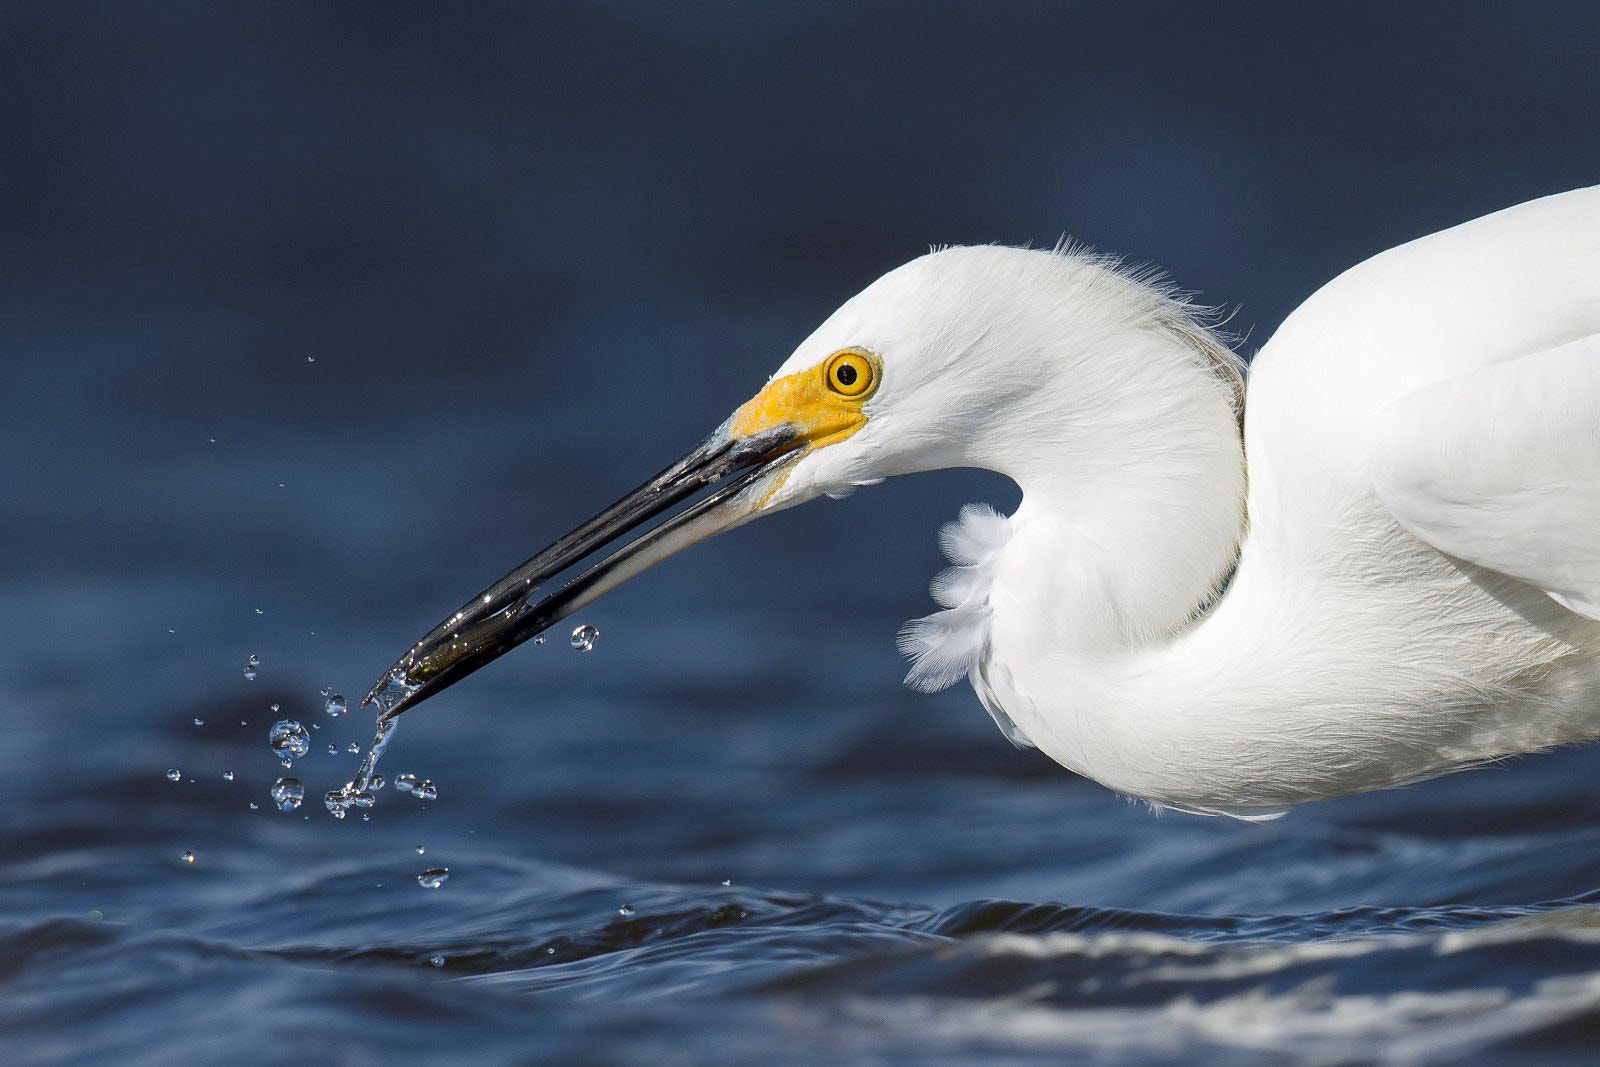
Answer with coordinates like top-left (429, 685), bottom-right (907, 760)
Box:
top-left (193, 718), bottom-right (204, 727)
top-left (720, 879), bottom-right (732, 887)
top-left (415, 845), bottom-right (425, 855)
top-left (414, 779), bottom-right (438, 801)
top-left (88, 909), bottom-right (103, 920)
top-left (323, 692), bottom-right (347, 717)
top-left (324, 788), bottom-right (350, 818)
top-left (618, 904), bottom-right (635, 917)
top-left (254, 607), bottom-right (264, 616)
top-left (165, 768), bottom-right (182, 782)
top-left (271, 777), bottom-right (304, 812)
top-left (320, 686), bottom-right (331, 698)
top-left (208, 437), bottom-right (216, 444)
top-left (544, 946), bottom-right (556, 955)
top-left (533, 635), bottom-right (546, 645)
top-left (180, 850), bottom-right (196, 864)
top-left (570, 623), bottom-right (599, 652)
top-left (243, 653), bottom-right (260, 681)
top-left (348, 742), bottom-right (361, 755)
top-left (361, 812), bottom-right (371, 822)
top-left (249, 802), bottom-right (259, 810)
top-left (168, 627), bottom-right (176, 634)
top-left (268, 720), bottom-right (310, 762)
top-left (327, 743), bottom-right (338, 755)
top-left (418, 868), bottom-right (449, 889)
top-left (222, 770), bottom-right (234, 782)
top-left (270, 703), bottom-right (280, 713)
top-left (305, 355), bottom-right (316, 364)
top-left (394, 773), bottom-right (419, 795)
top-left (429, 954), bottom-right (444, 967)
top-left (368, 775), bottom-right (385, 792)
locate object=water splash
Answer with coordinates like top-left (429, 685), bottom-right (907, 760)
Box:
top-left (323, 715), bottom-right (399, 819)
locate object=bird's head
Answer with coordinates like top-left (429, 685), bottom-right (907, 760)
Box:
top-left (366, 245), bottom-right (1241, 717)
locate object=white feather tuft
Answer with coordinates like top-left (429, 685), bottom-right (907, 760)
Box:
top-left (899, 504), bottom-right (1014, 694)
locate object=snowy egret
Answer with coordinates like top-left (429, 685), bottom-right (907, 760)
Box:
top-left (368, 186), bottom-right (1600, 818)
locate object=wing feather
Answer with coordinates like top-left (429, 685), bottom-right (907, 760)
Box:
top-left (1371, 334), bottom-right (1600, 619)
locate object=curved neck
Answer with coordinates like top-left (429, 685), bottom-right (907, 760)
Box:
top-left (984, 328), bottom-right (1247, 660)
top-left (965, 320), bottom-right (1250, 809)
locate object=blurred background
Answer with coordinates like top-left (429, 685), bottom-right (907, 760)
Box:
top-left (5, 3), bottom-right (1600, 1063)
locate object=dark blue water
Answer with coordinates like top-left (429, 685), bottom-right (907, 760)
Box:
top-left (7, 4), bottom-right (1600, 1063)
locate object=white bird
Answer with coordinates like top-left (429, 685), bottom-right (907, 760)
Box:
top-left (369, 186), bottom-right (1600, 820)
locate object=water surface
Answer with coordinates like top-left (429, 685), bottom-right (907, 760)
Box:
top-left (7, 3), bottom-right (1600, 1063)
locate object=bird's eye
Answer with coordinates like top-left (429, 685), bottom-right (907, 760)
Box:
top-left (825, 350), bottom-right (875, 398)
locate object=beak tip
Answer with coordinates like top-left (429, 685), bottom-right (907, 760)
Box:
top-left (360, 663), bottom-right (426, 722)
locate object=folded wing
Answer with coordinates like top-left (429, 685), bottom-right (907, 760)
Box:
top-left (1371, 334), bottom-right (1600, 619)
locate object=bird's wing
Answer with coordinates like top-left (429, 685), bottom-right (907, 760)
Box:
top-left (1371, 333), bottom-right (1600, 619)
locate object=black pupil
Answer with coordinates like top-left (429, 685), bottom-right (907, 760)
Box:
top-left (835, 363), bottom-right (859, 387)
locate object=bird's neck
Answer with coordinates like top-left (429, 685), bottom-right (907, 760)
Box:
top-left (967, 310), bottom-right (1252, 804)
top-left (985, 328), bottom-right (1248, 659)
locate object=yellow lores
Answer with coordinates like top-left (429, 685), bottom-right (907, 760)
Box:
top-left (730, 348), bottom-right (880, 449)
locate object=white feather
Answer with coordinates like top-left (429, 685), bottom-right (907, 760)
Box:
top-left (898, 504), bottom-right (1010, 695)
top-left (754, 185), bottom-right (1600, 816)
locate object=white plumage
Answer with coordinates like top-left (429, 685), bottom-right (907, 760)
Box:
top-left (757, 186), bottom-right (1600, 817)
top-left (377, 187), bottom-right (1600, 819)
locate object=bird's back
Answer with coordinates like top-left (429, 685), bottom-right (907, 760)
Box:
top-left (1207, 187), bottom-right (1600, 800)
top-left (1245, 186), bottom-right (1600, 543)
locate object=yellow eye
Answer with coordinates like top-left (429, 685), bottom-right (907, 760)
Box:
top-left (824, 350), bottom-right (876, 398)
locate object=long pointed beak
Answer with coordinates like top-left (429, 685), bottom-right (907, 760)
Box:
top-left (362, 422), bottom-right (804, 721)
